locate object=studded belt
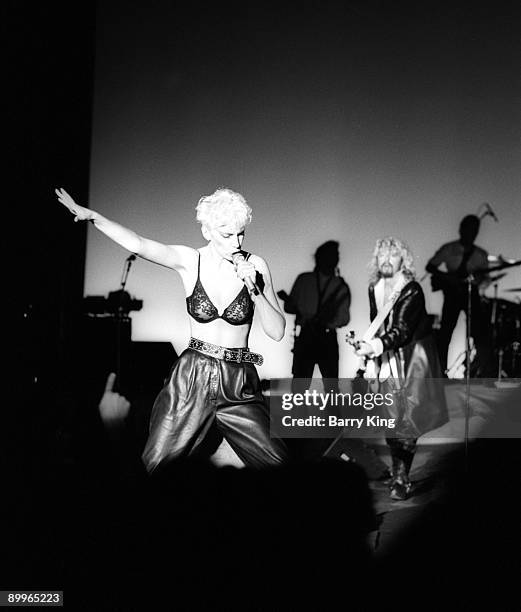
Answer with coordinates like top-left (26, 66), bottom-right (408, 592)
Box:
top-left (188, 337), bottom-right (264, 366)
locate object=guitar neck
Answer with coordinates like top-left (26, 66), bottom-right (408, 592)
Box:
top-left (431, 271), bottom-right (482, 289)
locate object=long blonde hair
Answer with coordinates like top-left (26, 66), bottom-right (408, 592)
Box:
top-left (368, 236), bottom-right (416, 285)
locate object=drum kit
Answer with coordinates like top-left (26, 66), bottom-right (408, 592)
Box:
top-left (478, 256), bottom-right (521, 378)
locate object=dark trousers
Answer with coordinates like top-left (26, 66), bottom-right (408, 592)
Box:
top-left (142, 349), bottom-right (288, 473)
top-left (291, 327), bottom-right (339, 394)
top-left (437, 289), bottom-right (491, 376)
top-left (288, 327), bottom-right (339, 460)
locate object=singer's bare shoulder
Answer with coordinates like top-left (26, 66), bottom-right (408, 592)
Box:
top-left (138, 241), bottom-right (198, 270)
top-left (164, 244), bottom-right (199, 269)
top-left (164, 244), bottom-right (199, 257)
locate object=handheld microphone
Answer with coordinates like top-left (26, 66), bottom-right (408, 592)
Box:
top-left (484, 203), bottom-right (499, 222)
top-left (232, 252), bottom-right (259, 295)
top-left (127, 254), bottom-right (137, 262)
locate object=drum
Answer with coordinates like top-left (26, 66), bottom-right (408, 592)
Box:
top-left (500, 342), bottom-right (521, 378)
top-left (480, 297), bottom-right (521, 348)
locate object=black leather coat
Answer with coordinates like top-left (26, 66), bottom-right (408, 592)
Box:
top-left (368, 280), bottom-right (448, 437)
top-left (369, 281), bottom-right (431, 354)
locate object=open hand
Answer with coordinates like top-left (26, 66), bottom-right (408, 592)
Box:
top-left (55, 187), bottom-right (95, 222)
top-left (98, 372), bottom-right (130, 425)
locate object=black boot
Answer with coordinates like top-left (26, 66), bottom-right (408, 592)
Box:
top-left (389, 457), bottom-right (411, 500)
top-left (388, 438), bottom-right (416, 501)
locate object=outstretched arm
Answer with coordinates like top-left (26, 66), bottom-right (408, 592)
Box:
top-left (56, 188), bottom-right (193, 270)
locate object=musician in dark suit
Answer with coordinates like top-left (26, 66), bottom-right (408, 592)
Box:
top-left (278, 241), bottom-right (351, 395)
top-left (355, 237), bottom-right (447, 500)
top-left (426, 215), bottom-right (490, 376)
top-left (277, 241), bottom-right (351, 461)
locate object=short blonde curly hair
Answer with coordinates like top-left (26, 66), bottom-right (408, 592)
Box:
top-left (368, 236), bottom-right (416, 285)
top-left (196, 188), bottom-right (252, 229)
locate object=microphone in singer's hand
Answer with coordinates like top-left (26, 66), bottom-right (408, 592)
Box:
top-left (232, 252), bottom-right (259, 295)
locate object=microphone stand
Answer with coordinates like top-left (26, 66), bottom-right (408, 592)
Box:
top-left (463, 273), bottom-right (474, 472)
top-left (490, 281), bottom-right (500, 382)
top-left (115, 255), bottom-right (136, 388)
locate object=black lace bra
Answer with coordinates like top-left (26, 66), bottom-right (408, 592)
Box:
top-left (186, 253), bottom-right (255, 326)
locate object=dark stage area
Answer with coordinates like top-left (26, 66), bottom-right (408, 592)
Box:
top-left (4, 431), bottom-right (521, 609)
top-left (6, 2), bottom-right (521, 610)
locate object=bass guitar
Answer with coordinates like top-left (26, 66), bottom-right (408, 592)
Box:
top-left (345, 276), bottom-right (407, 380)
top-left (346, 330), bottom-right (379, 379)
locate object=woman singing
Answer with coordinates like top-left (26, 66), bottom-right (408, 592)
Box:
top-left (56, 187), bottom-right (289, 472)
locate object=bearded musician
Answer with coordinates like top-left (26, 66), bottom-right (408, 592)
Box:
top-left (353, 237), bottom-right (448, 500)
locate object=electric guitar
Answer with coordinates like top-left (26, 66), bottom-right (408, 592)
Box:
top-left (346, 331), bottom-right (379, 380)
top-left (430, 270), bottom-right (484, 293)
top-left (345, 278), bottom-right (407, 380)
top-left (430, 263), bottom-right (517, 293)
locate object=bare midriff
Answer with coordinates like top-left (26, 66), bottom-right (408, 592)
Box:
top-left (188, 318), bottom-right (251, 349)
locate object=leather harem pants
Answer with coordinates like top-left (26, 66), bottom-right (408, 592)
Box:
top-left (142, 348), bottom-right (289, 473)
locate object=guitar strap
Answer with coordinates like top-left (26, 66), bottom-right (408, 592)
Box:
top-left (373, 283), bottom-right (408, 428)
top-left (357, 276), bottom-right (407, 380)
top-left (362, 277), bottom-right (407, 342)
top-left (315, 270), bottom-right (334, 314)
top-left (455, 245), bottom-right (475, 278)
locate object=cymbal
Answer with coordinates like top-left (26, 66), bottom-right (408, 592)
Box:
top-left (484, 259), bottom-right (521, 273)
top-left (486, 273), bottom-right (507, 282)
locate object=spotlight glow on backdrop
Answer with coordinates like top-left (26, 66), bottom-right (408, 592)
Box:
top-left (85, 3), bottom-right (520, 379)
